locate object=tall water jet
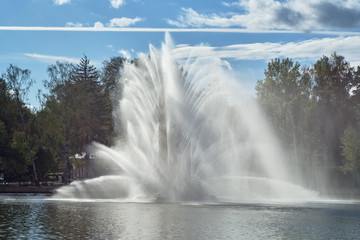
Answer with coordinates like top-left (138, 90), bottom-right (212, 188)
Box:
top-left (54, 35), bottom-right (319, 202)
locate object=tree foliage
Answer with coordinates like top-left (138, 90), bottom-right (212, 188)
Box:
top-left (311, 53), bottom-right (355, 166)
top-left (38, 55), bottom-right (125, 182)
top-left (340, 125), bottom-right (360, 174)
top-left (1, 65), bottom-right (39, 183)
top-left (0, 55), bottom-right (127, 183)
top-left (256, 53), bottom-right (360, 186)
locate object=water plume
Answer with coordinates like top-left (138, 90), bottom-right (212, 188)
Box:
top-left (54, 34), bottom-right (318, 202)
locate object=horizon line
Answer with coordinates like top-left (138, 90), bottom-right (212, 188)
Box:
top-left (0, 26), bottom-right (359, 35)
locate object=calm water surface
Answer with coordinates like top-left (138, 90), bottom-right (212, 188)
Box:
top-left (0, 195), bottom-right (360, 239)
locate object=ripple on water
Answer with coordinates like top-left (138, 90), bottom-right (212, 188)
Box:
top-left (0, 195), bottom-right (360, 239)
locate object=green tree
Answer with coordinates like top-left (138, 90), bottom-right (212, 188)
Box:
top-left (5, 131), bottom-right (31, 182)
top-left (0, 79), bottom-right (11, 161)
top-left (101, 56), bottom-right (126, 93)
top-left (256, 58), bottom-right (322, 173)
top-left (71, 55), bottom-right (112, 178)
top-left (257, 54), bottom-right (360, 187)
top-left (41, 56), bottom-right (115, 182)
top-left (34, 147), bottom-right (56, 181)
top-left (101, 56), bottom-right (126, 137)
top-left (2, 65), bottom-right (38, 183)
top-left (42, 61), bottom-right (76, 183)
top-left (311, 53), bottom-right (355, 167)
top-left (340, 125), bottom-right (360, 173)
top-left (0, 121), bottom-right (8, 160)
top-left (72, 55), bottom-right (113, 146)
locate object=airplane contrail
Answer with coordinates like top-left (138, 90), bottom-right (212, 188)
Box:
top-left (0, 26), bottom-right (359, 35)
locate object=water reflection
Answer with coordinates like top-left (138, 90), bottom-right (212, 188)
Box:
top-left (1, 195), bottom-right (360, 239)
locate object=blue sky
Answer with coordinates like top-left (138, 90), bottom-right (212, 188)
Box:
top-left (1, 0), bottom-right (360, 109)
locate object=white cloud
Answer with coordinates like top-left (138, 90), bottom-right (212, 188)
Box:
top-left (110, 0), bottom-right (125, 8)
top-left (53, 0), bottom-right (70, 6)
top-left (118, 49), bottom-right (132, 59)
top-left (91, 17), bottom-right (143, 29)
top-left (107, 17), bottom-right (143, 27)
top-left (65, 22), bottom-right (83, 27)
top-left (172, 36), bottom-right (360, 67)
top-left (94, 21), bottom-right (105, 29)
top-left (24, 53), bottom-right (79, 64)
top-left (168, 0), bottom-right (360, 31)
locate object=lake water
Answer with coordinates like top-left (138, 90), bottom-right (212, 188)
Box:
top-left (1, 195), bottom-right (360, 239)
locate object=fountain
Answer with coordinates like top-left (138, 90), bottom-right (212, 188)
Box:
top-left (54, 34), bottom-right (319, 202)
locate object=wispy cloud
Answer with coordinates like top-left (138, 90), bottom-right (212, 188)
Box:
top-left (53, 0), bottom-right (70, 6)
top-left (106, 45), bottom-right (115, 51)
top-left (169, 0), bottom-right (360, 31)
top-left (24, 53), bottom-right (79, 64)
top-left (24, 53), bottom-right (105, 67)
top-left (110, 0), bottom-right (125, 8)
top-left (168, 8), bottom-right (239, 28)
top-left (65, 22), bottom-right (83, 27)
top-left (172, 36), bottom-right (360, 66)
top-left (22, 36), bottom-right (360, 72)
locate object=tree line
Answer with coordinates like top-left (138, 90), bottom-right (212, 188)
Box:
top-left (256, 53), bottom-right (360, 188)
top-left (0, 55), bottom-right (126, 183)
top-left (1, 52), bottom-right (360, 189)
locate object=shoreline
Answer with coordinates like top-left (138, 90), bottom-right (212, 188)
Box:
top-left (0, 184), bottom-right (359, 200)
top-left (0, 185), bottom-right (59, 194)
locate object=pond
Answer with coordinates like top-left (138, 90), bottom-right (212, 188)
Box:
top-left (1, 195), bottom-right (360, 239)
